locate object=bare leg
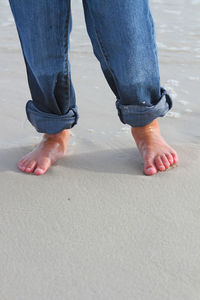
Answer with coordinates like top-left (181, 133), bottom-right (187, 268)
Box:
top-left (131, 119), bottom-right (178, 176)
top-left (18, 129), bottom-right (70, 175)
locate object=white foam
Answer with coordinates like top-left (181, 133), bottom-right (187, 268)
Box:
top-left (178, 100), bottom-right (189, 106)
top-left (165, 79), bottom-right (180, 87)
top-left (70, 131), bottom-right (75, 137)
top-left (0, 16), bottom-right (14, 27)
top-left (166, 111), bottom-right (181, 118)
top-left (164, 9), bottom-right (182, 15)
top-left (192, 0), bottom-right (200, 4)
top-left (152, 0), bottom-right (164, 3)
top-left (120, 127), bottom-right (129, 132)
top-left (87, 129), bottom-right (95, 133)
top-left (188, 76), bottom-right (200, 81)
top-left (163, 86), bottom-right (177, 99)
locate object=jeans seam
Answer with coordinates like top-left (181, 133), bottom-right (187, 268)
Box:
top-left (92, 25), bottom-right (121, 100)
top-left (148, 7), bottom-right (160, 89)
top-left (63, 0), bottom-right (71, 106)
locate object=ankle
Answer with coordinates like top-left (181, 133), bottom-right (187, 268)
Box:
top-left (44, 129), bottom-right (70, 140)
top-left (131, 119), bottom-right (160, 136)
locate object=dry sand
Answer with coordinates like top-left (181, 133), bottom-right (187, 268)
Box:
top-left (0, 0), bottom-right (200, 299)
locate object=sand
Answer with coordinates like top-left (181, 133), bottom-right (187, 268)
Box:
top-left (0, 0), bottom-right (200, 299)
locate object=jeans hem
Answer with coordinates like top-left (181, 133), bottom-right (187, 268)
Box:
top-left (26, 100), bottom-right (79, 134)
top-left (115, 87), bottom-right (172, 127)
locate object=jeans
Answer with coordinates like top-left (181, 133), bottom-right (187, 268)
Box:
top-left (9, 0), bottom-right (172, 134)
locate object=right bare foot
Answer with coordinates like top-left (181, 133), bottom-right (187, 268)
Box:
top-left (131, 119), bottom-right (178, 176)
top-left (17, 129), bottom-right (70, 175)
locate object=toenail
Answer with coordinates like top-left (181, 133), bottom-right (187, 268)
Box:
top-left (147, 167), bottom-right (153, 170)
top-left (35, 168), bottom-right (44, 173)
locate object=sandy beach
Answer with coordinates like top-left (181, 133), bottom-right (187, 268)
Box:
top-left (0, 0), bottom-right (200, 299)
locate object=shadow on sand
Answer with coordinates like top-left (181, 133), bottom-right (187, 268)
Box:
top-left (0, 145), bottom-right (144, 176)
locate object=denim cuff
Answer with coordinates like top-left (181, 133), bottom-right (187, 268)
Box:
top-left (115, 87), bottom-right (172, 127)
top-left (26, 100), bottom-right (79, 134)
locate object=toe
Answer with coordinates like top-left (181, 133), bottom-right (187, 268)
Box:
top-left (144, 161), bottom-right (157, 176)
top-left (18, 161), bottom-right (27, 172)
top-left (161, 154), bottom-right (170, 169)
top-left (34, 167), bottom-right (46, 175)
top-left (155, 156), bottom-right (166, 171)
top-left (25, 160), bottom-right (37, 173)
top-left (18, 157), bottom-right (30, 171)
top-left (165, 153), bottom-right (174, 165)
top-left (171, 151), bottom-right (179, 164)
top-left (18, 164), bottom-right (26, 172)
top-left (33, 157), bottom-right (51, 176)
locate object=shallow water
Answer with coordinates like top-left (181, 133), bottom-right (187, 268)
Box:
top-left (0, 0), bottom-right (200, 146)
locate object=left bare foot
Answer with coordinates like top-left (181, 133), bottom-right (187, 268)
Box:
top-left (131, 119), bottom-right (178, 176)
top-left (17, 129), bottom-right (70, 175)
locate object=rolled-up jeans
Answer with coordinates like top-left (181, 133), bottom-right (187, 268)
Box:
top-left (9, 0), bottom-right (172, 134)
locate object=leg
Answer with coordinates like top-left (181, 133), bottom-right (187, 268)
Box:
top-left (82, 0), bottom-right (178, 175)
top-left (9, 0), bottom-right (78, 134)
top-left (9, 0), bottom-right (76, 175)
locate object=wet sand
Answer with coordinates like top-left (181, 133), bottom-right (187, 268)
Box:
top-left (0, 1), bottom-right (200, 299)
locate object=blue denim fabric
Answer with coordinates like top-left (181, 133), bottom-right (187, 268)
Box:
top-left (9, 0), bottom-right (172, 133)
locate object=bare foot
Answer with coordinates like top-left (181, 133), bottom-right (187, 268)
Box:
top-left (131, 119), bottom-right (178, 176)
top-left (18, 129), bottom-right (70, 175)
